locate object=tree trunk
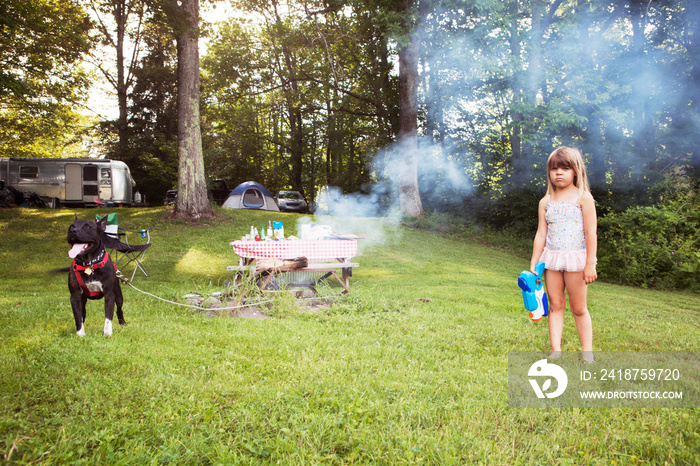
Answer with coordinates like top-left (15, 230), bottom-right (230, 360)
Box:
top-left (507, 1), bottom-right (523, 166)
top-left (397, 5), bottom-right (423, 218)
top-left (115, 1), bottom-right (128, 160)
top-left (269, 1), bottom-right (304, 195)
top-left (580, 8), bottom-right (605, 189)
top-left (173, 0), bottom-right (212, 219)
top-left (91, 0), bottom-right (145, 162)
top-left (509, 0), bottom-right (564, 180)
top-left (423, 52), bottom-right (444, 144)
top-left (288, 105), bottom-right (304, 194)
top-left (629, 0), bottom-right (652, 181)
top-left (282, 55), bottom-right (304, 194)
top-left (378, 34), bottom-right (398, 136)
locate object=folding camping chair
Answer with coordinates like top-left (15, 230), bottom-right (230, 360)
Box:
top-left (96, 213), bottom-right (152, 281)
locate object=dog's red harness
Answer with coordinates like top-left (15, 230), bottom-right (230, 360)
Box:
top-left (72, 252), bottom-right (117, 298)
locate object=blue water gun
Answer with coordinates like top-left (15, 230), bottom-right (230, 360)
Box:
top-left (518, 261), bottom-right (549, 322)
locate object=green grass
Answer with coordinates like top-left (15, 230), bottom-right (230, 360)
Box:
top-left (1, 207), bottom-right (699, 464)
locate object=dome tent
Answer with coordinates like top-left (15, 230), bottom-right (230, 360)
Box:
top-left (222, 181), bottom-right (279, 211)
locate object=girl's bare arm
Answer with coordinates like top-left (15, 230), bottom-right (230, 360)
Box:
top-left (530, 197), bottom-right (548, 274)
top-left (580, 192), bottom-right (598, 284)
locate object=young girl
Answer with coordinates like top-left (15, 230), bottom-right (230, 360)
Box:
top-left (530, 147), bottom-right (597, 363)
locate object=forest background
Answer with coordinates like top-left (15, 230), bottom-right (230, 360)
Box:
top-left (1, 0), bottom-right (699, 291)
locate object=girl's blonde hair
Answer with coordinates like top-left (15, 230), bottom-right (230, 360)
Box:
top-left (546, 146), bottom-right (590, 198)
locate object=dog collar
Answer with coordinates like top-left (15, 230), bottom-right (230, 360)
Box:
top-left (73, 247), bottom-right (107, 268)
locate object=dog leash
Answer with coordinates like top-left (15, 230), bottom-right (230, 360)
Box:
top-left (115, 270), bottom-right (275, 311)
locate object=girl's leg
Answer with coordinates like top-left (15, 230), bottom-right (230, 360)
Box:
top-left (544, 270), bottom-right (566, 353)
top-left (564, 271), bottom-right (593, 360)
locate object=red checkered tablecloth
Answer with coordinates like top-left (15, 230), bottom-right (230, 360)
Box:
top-left (230, 239), bottom-right (357, 263)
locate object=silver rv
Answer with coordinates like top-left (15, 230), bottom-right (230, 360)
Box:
top-left (0, 157), bottom-right (135, 207)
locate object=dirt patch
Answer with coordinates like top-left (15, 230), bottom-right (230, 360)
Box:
top-left (298, 298), bottom-right (333, 314)
top-left (187, 294), bottom-right (271, 319)
top-left (188, 292), bottom-right (334, 319)
top-left (204, 306), bottom-right (269, 319)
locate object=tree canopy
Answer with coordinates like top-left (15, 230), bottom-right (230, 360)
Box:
top-left (0, 0), bottom-right (93, 157)
top-left (4, 0), bottom-right (700, 216)
top-left (200, 0), bottom-right (700, 215)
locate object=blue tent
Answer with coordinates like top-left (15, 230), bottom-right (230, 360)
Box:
top-left (222, 181), bottom-right (279, 211)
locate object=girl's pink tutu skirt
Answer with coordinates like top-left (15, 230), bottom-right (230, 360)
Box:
top-left (539, 248), bottom-right (588, 272)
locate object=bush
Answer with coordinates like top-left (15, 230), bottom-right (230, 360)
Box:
top-left (598, 182), bottom-right (700, 291)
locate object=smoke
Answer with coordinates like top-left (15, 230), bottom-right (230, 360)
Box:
top-left (314, 137), bottom-right (473, 216)
top-left (299, 1), bottom-right (700, 241)
top-left (298, 137), bottom-right (474, 253)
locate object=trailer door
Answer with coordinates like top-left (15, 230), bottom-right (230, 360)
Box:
top-left (65, 164), bottom-right (82, 201)
top-left (82, 165), bottom-right (99, 201)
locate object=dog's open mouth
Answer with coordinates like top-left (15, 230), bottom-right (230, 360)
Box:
top-left (69, 243), bottom-right (92, 259)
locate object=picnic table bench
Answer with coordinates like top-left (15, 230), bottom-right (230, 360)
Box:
top-left (228, 239), bottom-right (359, 293)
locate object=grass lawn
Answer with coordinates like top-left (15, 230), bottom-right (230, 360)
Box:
top-left (1, 206), bottom-right (698, 464)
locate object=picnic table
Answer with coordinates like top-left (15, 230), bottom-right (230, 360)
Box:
top-left (227, 239), bottom-right (359, 293)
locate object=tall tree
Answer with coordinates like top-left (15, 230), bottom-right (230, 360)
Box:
top-left (164, 0), bottom-right (213, 219)
top-left (396, 0), bottom-right (425, 217)
top-left (271, 1), bottom-right (305, 194)
top-left (125, 21), bottom-right (179, 204)
top-left (627, 0), bottom-right (655, 180)
top-left (503, 0), bottom-right (563, 177)
top-left (89, 0), bottom-right (147, 160)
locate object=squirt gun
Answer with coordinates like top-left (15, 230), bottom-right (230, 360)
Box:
top-left (518, 261), bottom-right (549, 322)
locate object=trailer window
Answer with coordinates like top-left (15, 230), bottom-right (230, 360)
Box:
top-left (19, 166), bottom-right (39, 179)
top-left (100, 168), bottom-right (112, 186)
top-left (83, 166), bottom-right (98, 181)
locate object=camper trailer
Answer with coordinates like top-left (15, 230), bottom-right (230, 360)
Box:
top-left (0, 157), bottom-right (135, 207)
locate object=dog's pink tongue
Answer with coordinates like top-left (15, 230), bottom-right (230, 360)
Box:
top-left (69, 243), bottom-right (87, 259)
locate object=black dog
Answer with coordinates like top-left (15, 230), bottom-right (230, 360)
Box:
top-left (68, 214), bottom-right (126, 336)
